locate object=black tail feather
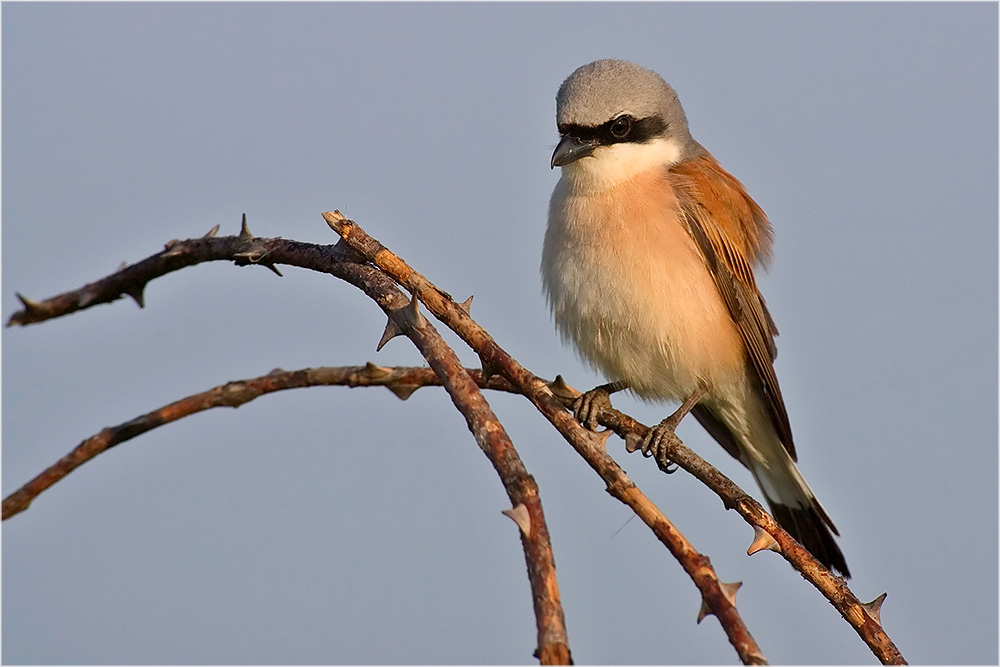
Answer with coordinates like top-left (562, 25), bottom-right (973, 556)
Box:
top-left (770, 503), bottom-right (850, 578)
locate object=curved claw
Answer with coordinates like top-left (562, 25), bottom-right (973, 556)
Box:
top-left (572, 387), bottom-right (612, 431)
top-left (637, 421), bottom-right (681, 472)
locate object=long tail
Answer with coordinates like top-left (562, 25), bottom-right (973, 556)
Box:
top-left (693, 405), bottom-right (850, 577)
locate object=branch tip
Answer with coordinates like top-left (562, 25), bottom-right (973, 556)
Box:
top-left (861, 593), bottom-right (887, 625)
top-left (322, 210), bottom-right (349, 236)
top-left (747, 525), bottom-right (781, 557)
top-left (501, 503), bottom-right (532, 537)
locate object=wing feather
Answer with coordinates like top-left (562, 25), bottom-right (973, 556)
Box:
top-left (668, 153), bottom-right (796, 459)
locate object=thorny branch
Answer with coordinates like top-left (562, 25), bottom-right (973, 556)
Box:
top-left (321, 211), bottom-right (904, 665)
top-left (4, 213), bottom-right (907, 664)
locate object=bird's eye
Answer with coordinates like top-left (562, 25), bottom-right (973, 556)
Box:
top-left (610, 115), bottom-right (632, 138)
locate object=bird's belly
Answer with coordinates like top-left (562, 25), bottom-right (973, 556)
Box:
top-left (543, 181), bottom-right (745, 400)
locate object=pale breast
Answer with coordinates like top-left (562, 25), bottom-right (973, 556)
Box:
top-left (542, 170), bottom-right (745, 399)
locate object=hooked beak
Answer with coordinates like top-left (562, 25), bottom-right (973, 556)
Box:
top-left (550, 134), bottom-right (598, 169)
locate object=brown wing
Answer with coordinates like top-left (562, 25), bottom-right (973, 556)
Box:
top-left (667, 153), bottom-right (796, 459)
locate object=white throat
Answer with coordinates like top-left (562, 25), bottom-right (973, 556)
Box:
top-left (558, 137), bottom-right (684, 192)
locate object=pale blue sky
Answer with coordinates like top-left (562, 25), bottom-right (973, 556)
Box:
top-left (3, 2), bottom-right (997, 664)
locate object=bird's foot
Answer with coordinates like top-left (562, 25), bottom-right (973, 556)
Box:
top-left (625, 385), bottom-right (708, 474)
top-left (572, 387), bottom-right (613, 431)
top-left (627, 418), bottom-right (683, 473)
top-left (571, 380), bottom-right (628, 430)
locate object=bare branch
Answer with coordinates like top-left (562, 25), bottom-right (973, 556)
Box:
top-left (0, 365), bottom-right (509, 521)
top-left (5, 224), bottom-right (571, 664)
top-left (336, 264), bottom-right (571, 664)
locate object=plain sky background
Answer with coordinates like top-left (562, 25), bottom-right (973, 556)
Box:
top-left (2, 2), bottom-right (997, 664)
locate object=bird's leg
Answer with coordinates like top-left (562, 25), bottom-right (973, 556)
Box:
top-left (632, 385), bottom-right (708, 473)
top-left (572, 380), bottom-right (629, 431)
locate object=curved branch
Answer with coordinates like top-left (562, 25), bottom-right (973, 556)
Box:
top-left (333, 261), bottom-right (571, 664)
top-left (5, 225), bottom-right (571, 665)
top-left (322, 211), bottom-right (905, 665)
top-left (0, 365), bottom-right (510, 520)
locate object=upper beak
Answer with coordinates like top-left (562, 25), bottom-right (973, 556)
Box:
top-left (550, 134), bottom-right (598, 169)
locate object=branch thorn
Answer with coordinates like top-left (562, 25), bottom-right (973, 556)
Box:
top-left (385, 382), bottom-right (419, 401)
top-left (697, 581), bottom-right (743, 624)
top-left (547, 374), bottom-right (580, 401)
top-left (204, 224), bottom-right (221, 239)
top-left (124, 284), bottom-right (146, 309)
top-left (239, 213), bottom-right (254, 240)
top-left (404, 294), bottom-right (426, 328)
top-left (376, 316), bottom-right (404, 351)
top-left (501, 503), bottom-right (532, 537)
top-left (459, 295), bottom-right (474, 313)
top-left (861, 593), bottom-right (887, 625)
top-left (747, 525), bottom-right (781, 557)
top-left (362, 361), bottom-right (394, 381)
top-left (163, 239), bottom-right (184, 257)
top-left (16, 292), bottom-right (42, 313)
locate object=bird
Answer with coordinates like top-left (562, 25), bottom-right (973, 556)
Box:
top-left (542, 59), bottom-right (849, 577)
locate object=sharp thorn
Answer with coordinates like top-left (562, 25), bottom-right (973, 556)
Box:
top-left (720, 581), bottom-right (742, 606)
top-left (264, 262), bottom-right (283, 277)
top-left (405, 294), bottom-right (426, 328)
top-left (460, 295), bottom-right (474, 313)
top-left (16, 292), bottom-right (41, 312)
top-left (385, 383), bottom-right (419, 401)
top-left (861, 593), bottom-right (887, 625)
top-left (747, 525), bottom-right (781, 557)
top-left (699, 581), bottom-right (743, 623)
top-left (204, 224), bottom-right (221, 239)
top-left (696, 599), bottom-right (711, 624)
top-left (376, 316), bottom-right (405, 351)
top-left (595, 428), bottom-right (613, 449)
top-left (547, 374), bottom-right (579, 400)
top-left (239, 213), bottom-right (254, 240)
top-left (501, 503), bottom-right (532, 537)
top-left (623, 432), bottom-right (642, 453)
top-left (163, 239), bottom-right (183, 257)
top-left (362, 361), bottom-right (394, 381)
top-left (124, 284), bottom-right (146, 309)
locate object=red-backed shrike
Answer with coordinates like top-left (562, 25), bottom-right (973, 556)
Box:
top-left (543, 59), bottom-right (849, 576)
